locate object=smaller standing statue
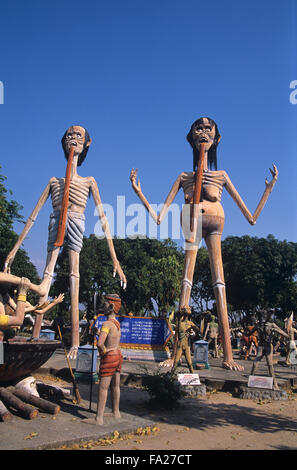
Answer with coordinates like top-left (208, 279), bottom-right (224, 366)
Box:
top-left (241, 316), bottom-right (259, 360)
top-left (83, 294), bottom-right (123, 426)
top-left (285, 312), bottom-right (297, 365)
top-left (171, 308), bottom-right (199, 374)
top-left (249, 311), bottom-right (289, 390)
top-left (203, 314), bottom-right (220, 358)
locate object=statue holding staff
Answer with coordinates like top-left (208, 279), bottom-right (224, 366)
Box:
top-left (83, 294), bottom-right (123, 426)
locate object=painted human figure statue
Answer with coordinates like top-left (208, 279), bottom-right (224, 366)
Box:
top-left (203, 314), bottom-right (220, 358)
top-left (130, 117), bottom-right (278, 371)
top-left (4, 126), bottom-right (126, 359)
top-left (285, 313), bottom-right (297, 365)
top-left (83, 294), bottom-right (123, 426)
top-left (171, 311), bottom-right (199, 374)
top-left (249, 311), bottom-right (289, 389)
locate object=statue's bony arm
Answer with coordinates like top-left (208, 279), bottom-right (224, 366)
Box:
top-left (130, 168), bottom-right (181, 224)
top-left (252, 164), bottom-right (278, 221)
top-left (26, 293), bottom-right (65, 315)
top-left (224, 164), bottom-right (278, 225)
top-left (90, 177), bottom-right (127, 288)
top-left (271, 322), bottom-right (289, 339)
top-left (4, 182), bottom-right (51, 272)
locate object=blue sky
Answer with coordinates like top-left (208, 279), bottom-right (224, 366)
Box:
top-left (0, 0), bottom-right (296, 274)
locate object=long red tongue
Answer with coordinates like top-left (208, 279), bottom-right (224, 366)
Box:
top-left (54, 145), bottom-right (75, 247)
top-left (190, 142), bottom-right (205, 233)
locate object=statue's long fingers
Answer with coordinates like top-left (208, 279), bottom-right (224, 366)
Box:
top-left (269, 164), bottom-right (278, 177)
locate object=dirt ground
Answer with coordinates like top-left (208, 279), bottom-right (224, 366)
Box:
top-left (56, 384), bottom-right (297, 451)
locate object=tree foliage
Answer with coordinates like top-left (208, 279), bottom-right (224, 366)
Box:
top-left (191, 246), bottom-right (213, 312)
top-left (191, 235), bottom-right (297, 320)
top-left (50, 232), bottom-right (297, 322)
top-left (222, 235), bottom-right (297, 318)
top-left (51, 236), bottom-right (184, 316)
top-left (0, 166), bottom-right (40, 296)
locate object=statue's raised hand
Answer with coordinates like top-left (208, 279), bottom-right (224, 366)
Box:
top-left (113, 260), bottom-right (127, 290)
top-left (265, 164), bottom-right (278, 190)
top-left (53, 293), bottom-right (65, 305)
top-left (130, 168), bottom-right (141, 194)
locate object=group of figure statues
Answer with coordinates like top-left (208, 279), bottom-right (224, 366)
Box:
top-left (0, 116), bottom-right (287, 424)
top-left (237, 311), bottom-right (297, 368)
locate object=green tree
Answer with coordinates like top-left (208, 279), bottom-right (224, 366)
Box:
top-left (0, 165), bottom-right (40, 299)
top-left (51, 236), bottom-right (184, 316)
top-left (189, 235), bottom-right (297, 323)
top-left (191, 246), bottom-right (213, 312)
top-left (222, 235), bottom-right (297, 319)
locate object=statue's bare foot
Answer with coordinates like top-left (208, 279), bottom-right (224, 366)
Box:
top-left (67, 346), bottom-right (78, 360)
top-left (29, 337), bottom-right (40, 342)
top-left (82, 417), bottom-right (104, 426)
top-left (222, 360), bottom-right (244, 371)
top-left (104, 412), bottom-right (121, 419)
top-left (159, 358), bottom-right (174, 368)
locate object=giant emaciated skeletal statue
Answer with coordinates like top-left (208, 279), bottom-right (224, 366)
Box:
top-left (4, 126), bottom-right (126, 359)
top-left (130, 117), bottom-right (278, 371)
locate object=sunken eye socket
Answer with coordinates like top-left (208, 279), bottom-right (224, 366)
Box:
top-left (66, 133), bottom-right (82, 139)
top-left (194, 126), bottom-right (212, 132)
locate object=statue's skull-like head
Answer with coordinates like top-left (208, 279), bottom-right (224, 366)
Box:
top-left (187, 117), bottom-right (221, 170)
top-left (189, 118), bottom-right (218, 151)
top-left (61, 125), bottom-right (92, 166)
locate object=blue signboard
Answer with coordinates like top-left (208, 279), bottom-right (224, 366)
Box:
top-left (93, 315), bottom-right (172, 347)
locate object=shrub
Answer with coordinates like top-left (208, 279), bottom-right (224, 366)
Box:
top-left (142, 369), bottom-right (186, 409)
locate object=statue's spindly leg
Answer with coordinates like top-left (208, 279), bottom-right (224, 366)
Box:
top-left (178, 243), bottom-right (199, 311)
top-left (266, 345), bottom-right (279, 390)
top-left (68, 249), bottom-right (80, 359)
top-left (204, 233), bottom-right (244, 371)
top-left (161, 244), bottom-right (199, 370)
top-left (110, 372), bottom-right (121, 419)
top-left (32, 247), bottom-right (60, 339)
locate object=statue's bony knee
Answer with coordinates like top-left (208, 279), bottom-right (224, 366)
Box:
top-left (212, 279), bottom-right (225, 290)
top-left (43, 271), bottom-right (54, 280)
top-left (69, 272), bottom-right (80, 291)
top-left (181, 278), bottom-right (192, 289)
top-left (69, 272), bottom-right (80, 280)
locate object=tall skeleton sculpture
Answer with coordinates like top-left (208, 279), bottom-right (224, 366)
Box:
top-left (4, 126), bottom-right (126, 359)
top-left (130, 117), bottom-right (278, 371)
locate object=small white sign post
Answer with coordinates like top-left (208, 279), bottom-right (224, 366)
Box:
top-left (248, 375), bottom-right (273, 389)
top-left (178, 373), bottom-right (201, 386)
